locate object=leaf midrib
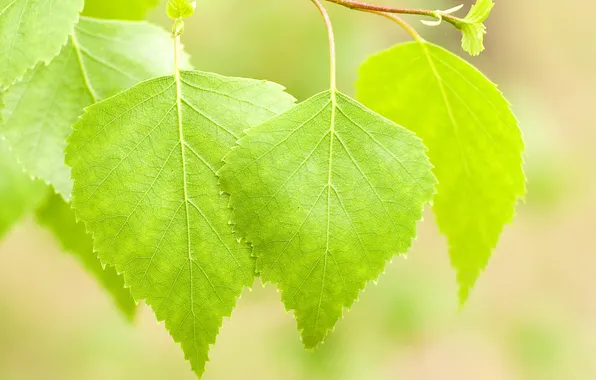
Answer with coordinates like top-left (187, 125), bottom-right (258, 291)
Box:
top-left (316, 89), bottom-right (337, 337)
top-left (419, 41), bottom-right (471, 176)
top-left (416, 43), bottom-right (520, 187)
top-left (0, 0), bottom-right (20, 18)
top-left (174, 61), bottom-right (200, 363)
top-left (5, 0), bottom-right (28, 77)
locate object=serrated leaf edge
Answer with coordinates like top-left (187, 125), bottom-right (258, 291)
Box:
top-left (218, 90), bottom-right (437, 348)
top-left (355, 40), bottom-right (526, 304)
top-left (65, 71), bottom-right (296, 377)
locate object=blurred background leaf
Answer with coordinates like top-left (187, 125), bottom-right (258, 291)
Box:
top-left (83, 0), bottom-right (160, 20)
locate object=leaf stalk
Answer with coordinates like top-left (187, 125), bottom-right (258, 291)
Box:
top-left (311, 0), bottom-right (337, 93)
top-left (371, 12), bottom-right (424, 42)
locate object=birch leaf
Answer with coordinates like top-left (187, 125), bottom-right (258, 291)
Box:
top-left (219, 90), bottom-right (436, 347)
top-left (0, 0), bottom-right (84, 88)
top-left (66, 71), bottom-right (295, 376)
top-left (1, 17), bottom-right (189, 199)
top-left (356, 42), bottom-right (525, 302)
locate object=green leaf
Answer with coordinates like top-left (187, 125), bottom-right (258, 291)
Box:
top-left (167, 0), bottom-right (195, 19)
top-left (0, 0), bottom-right (84, 88)
top-left (356, 42), bottom-right (525, 302)
top-left (0, 139), bottom-right (46, 239)
top-left (35, 190), bottom-right (136, 319)
top-left (66, 71), bottom-right (295, 376)
top-left (83, 0), bottom-right (160, 20)
top-left (0, 94), bottom-right (46, 238)
top-left (1, 17), bottom-right (190, 200)
top-left (219, 90), bottom-right (436, 347)
top-left (457, 0), bottom-right (494, 56)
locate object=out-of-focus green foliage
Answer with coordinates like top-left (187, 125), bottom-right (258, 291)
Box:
top-left (0, 0), bottom-right (84, 88)
top-left (1, 17), bottom-right (189, 199)
top-left (167, 0), bottom-right (195, 19)
top-left (83, 0), bottom-right (160, 20)
top-left (0, 140), bottom-right (46, 239)
top-left (36, 191), bottom-right (136, 318)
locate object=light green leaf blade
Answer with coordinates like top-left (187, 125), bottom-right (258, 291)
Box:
top-left (35, 190), bottom-right (136, 319)
top-left (1, 17), bottom-right (190, 200)
top-left (83, 0), bottom-right (159, 20)
top-left (0, 0), bottom-right (84, 88)
top-left (167, 0), bottom-right (195, 19)
top-left (463, 0), bottom-right (494, 24)
top-left (0, 140), bottom-right (46, 239)
top-left (356, 42), bottom-right (525, 302)
top-left (458, 0), bottom-right (494, 56)
top-left (66, 71), bottom-right (295, 376)
top-left (219, 90), bottom-right (436, 347)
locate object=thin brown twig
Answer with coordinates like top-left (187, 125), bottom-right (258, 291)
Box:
top-left (324, 0), bottom-right (461, 27)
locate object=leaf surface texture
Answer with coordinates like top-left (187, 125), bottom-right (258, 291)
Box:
top-left (0, 0), bottom-right (84, 87)
top-left (66, 71), bottom-right (295, 376)
top-left (219, 90), bottom-right (436, 347)
top-left (1, 17), bottom-right (189, 199)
